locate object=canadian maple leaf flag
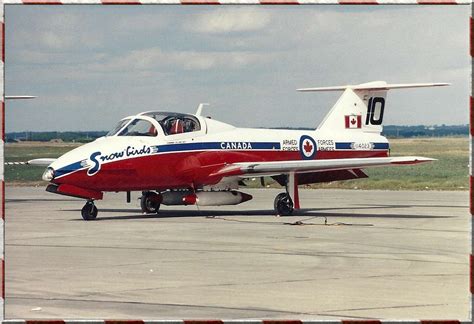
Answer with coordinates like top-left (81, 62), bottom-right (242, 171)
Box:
top-left (344, 115), bottom-right (362, 129)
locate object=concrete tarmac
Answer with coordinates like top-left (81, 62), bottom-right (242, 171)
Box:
top-left (5, 186), bottom-right (470, 320)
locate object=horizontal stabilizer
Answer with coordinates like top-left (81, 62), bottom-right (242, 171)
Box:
top-left (297, 81), bottom-right (450, 92)
top-left (302, 80), bottom-right (450, 134)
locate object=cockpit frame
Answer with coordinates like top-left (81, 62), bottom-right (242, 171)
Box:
top-left (107, 111), bottom-right (205, 138)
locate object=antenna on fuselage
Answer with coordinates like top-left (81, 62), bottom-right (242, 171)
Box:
top-left (195, 103), bottom-right (210, 116)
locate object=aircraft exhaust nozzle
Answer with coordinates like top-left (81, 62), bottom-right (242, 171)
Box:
top-left (161, 191), bottom-right (253, 206)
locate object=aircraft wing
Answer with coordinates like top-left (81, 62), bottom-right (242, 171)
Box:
top-left (211, 156), bottom-right (435, 178)
top-left (5, 158), bottom-right (56, 166)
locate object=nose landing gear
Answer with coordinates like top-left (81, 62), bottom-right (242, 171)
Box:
top-left (81, 200), bottom-right (98, 221)
top-left (140, 191), bottom-right (162, 214)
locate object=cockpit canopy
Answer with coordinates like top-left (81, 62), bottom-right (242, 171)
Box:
top-left (107, 112), bottom-right (201, 137)
top-left (142, 112), bottom-right (201, 135)
top-left (106, 118), bottom-right (132, 136)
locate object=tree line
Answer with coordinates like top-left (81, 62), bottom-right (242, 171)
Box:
top-left (5, 125), bottom-right (469, 143)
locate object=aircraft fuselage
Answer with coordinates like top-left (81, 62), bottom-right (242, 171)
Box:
top-left (47, 117), bottom-right (388, 193)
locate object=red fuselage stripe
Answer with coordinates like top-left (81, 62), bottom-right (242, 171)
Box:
top-left (53, 149), bottom-right (388, 192)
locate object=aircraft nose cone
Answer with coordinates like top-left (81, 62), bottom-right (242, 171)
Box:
top-left (42, 167), bottom-right (55, 181)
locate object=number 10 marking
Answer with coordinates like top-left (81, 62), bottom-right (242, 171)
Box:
top-left (366, 97), bottom-right (385, 126)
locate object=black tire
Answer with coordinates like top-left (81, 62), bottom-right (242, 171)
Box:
top-left (140, 191), bottom-right (161, 214)
top-left (274, 192), bottom-right (294, 216)
top-left (81, 201), bottom-right (98, 221)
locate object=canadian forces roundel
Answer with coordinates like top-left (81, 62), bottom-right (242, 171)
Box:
top-left (299, 135), bottom-right (317, 160)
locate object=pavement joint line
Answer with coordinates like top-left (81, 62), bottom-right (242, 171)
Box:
top-left (6, 243), bottom-right (467, 265)
top-left (5, 297), bottom-right (312, 316)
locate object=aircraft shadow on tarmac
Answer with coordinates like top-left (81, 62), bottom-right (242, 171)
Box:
top-left (64, 205), bottom-right (457, 221)
top-left (7, 198), bottom-right (80, 203)
top-left (9, 198), bottom-right (465, 211)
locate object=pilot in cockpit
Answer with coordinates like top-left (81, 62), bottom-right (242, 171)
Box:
top-left (169, 118), bottom-right (184, 134)
top-left (183, 119), bottom-right (196, 133)
top-left (148, 125), bottom-right (158, 136)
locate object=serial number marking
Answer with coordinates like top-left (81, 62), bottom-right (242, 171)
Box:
top-left (352, 142), bottom-right (373, 150)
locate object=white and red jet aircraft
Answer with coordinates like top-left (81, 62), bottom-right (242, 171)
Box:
top-left (30, 81), bottom-right (448, 220)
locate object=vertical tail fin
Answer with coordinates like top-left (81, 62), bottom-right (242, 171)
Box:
top-left (297, 81), bottom-right (449, 134)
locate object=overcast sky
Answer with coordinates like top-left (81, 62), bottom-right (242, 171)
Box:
top-left (5, 6), bottom-right (470, 132)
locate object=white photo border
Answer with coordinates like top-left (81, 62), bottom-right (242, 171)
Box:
top-left (0, 3), bottom-right (471, 323)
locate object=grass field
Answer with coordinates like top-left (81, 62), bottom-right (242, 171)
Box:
top-left (309, 137), bottom-right (469, 190)
top-left (5, 142), bottom-right (80, 185)
top-left (4, 137), bottom-right (469, 190)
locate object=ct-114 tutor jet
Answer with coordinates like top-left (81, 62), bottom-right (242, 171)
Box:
top-left (28, 81), bottom-right (447, 220)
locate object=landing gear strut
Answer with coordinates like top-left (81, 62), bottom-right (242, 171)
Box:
top-left (81, 200), bottom-right (98, 221)
top-left (274, 192), bottom-right (294, 216)
top-left (140, 191), bottom-right (161, 214)
top-left (274, 172), bottom-right (299, 216)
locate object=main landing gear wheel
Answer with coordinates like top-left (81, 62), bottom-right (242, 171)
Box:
top-left (274, 192), bottom-right (294, 216)
top-left (81, 201), bottom-right (98, 221)
top-left (140, 191), bottom-right (161, 214)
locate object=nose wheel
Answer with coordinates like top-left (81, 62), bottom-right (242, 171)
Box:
top-left (81, 200), bottom-right (98, 221)
top-left (140, 191), bottom-right (161, 214)
top-left (274, 192), bottom-right (294, 216)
